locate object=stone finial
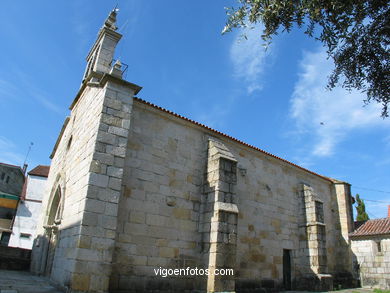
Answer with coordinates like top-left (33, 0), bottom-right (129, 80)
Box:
top-left (110, 60), bottom-right (123, 78)
top-left (104, 8), bottom-right (119, 30)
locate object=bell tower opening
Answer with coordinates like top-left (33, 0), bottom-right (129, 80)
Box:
top-left (82, 8), bottom-right (122, 83)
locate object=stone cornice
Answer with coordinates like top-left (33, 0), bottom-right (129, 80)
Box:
top-left (99, 73), bottom-right (142, 94)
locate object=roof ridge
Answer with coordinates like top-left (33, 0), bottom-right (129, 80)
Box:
top-left (364, 218), bottom-right (389, 222)
top-left (133, 97), bottom-right (334, 183)
top-left (28, 165), bottom-right (50, 177)
top-left (0, 162), bottom-right (22, 169)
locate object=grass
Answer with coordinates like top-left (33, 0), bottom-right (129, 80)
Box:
top-left (373, 289), bottom-right (390, 293)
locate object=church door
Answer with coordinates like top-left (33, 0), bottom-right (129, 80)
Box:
top-left (43, 186), bottom-right (62, 276)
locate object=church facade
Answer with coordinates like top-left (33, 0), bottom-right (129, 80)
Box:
top-left (31, 10), bottom-right (356, 293)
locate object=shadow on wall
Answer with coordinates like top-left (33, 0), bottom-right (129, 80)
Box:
top-left (30, 220), bottom-right (80, 293)
top-left (325, 183), bottom-right (359, 290)
top-left (30, 229), bottom-right (59, 278)
top-left (235, 183), bottom-right (359, 292)
top-left (29, 168), bottom-right (360, 293)
top-left (15, 203), bottom-right (33, 217)
top-left (30, 182), bottom-right (73, 291)
top-left (28, 195), bottom-right (360, 292)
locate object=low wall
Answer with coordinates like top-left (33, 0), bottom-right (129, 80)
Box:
top-left (351, 238), bottom-right (390, 289)
top-left (0, 245), bottom-right (31, 270)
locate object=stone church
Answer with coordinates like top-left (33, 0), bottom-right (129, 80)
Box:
top-left (31, 9), bottom-right (356, 293)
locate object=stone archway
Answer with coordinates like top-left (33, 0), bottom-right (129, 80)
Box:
top-left (42, 182), bottom-right (64, 276)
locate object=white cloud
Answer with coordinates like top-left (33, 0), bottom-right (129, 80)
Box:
top-left (230, 26), bottom-right (271, 94)
top-left (0, 79), bottom-right (22, 102)
top-left (290, 46), bottom-right (390, 157)
top-left (0, 136), bottom-right (24, 166)
top-left (30, 91), bottom-right (63, 114)
top-left (12, 70), bottom-right (64, 115)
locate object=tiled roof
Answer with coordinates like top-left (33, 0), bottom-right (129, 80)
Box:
top-left (350, 218), bottom-right (390, 237)
top-left (28, 165), bottom-right (50, 177)
top-left (134, 97), bottom-right (333, 183)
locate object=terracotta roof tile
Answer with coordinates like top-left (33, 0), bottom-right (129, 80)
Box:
top-left (133, 97), bottom-right (333, 183)
top-left (28, 165), bottom-right (50, 177)
top-left (350, 218), bottom-right (390, 237)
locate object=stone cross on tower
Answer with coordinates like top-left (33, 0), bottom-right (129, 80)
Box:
top-left (82, 8), bottom-right (122, 83)
top-left (104, 8), bottom-right (118, 30)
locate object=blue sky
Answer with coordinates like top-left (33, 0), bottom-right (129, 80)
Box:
top-left (1, 1), bottom-right (389, 218)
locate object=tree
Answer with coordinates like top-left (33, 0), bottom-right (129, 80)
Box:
top-left (355, 194), bottom-right (369, 221)
top-left (223, 0), bottom-right (389, 117)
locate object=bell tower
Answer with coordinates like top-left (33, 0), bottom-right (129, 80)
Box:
top-left (82, 8), bottom-right (122, 82)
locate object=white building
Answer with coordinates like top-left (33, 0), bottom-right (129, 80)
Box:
top-left (9, 165), bottom-right (50, 249)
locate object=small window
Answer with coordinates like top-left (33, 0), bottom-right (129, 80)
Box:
top-left (66, 136), bottom-right (73, 151)
top-left (315, 201), bottom-right (324, 223)
top-left (20, 233), bottom-right (31, 239)
top-left (376, 240), bottom-right (382, 253)
top-left (1, 172), bottom-right (5, 180)
top-left (5, 176), bottom-right (10, 183)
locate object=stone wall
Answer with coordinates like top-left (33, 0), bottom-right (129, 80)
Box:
top-left (111, 102), bottom-right (207, 292)
top-left (351, 238), bottom-right (390, 289)
top-left (0, 245), bottom-right (31, 270)
top-left (110, 100), bottom-right (355, 292)
top-left (32, 75), bottom-right (137, 293)
top-left (32, 83), bottom-right (108, 287)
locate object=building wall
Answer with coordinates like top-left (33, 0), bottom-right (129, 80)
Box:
top-left (31, 78), bottom-right (137, 293)
top-left (111, 102), bottom-right (207, 292)
top-left (9, 175), bottom-right (47, 249)
top-left (109, 100), bottom-right (354, 292)
top-left (0, 165), bottom-right (24, 196)
top-left (351, 238), bottom-right (390, 289)
top-left (0, 165), bottom-right (24, 246)
top-left (31, 87), bottom-right (355, 293)
top-left (32, 84), bottom-right (109, 287)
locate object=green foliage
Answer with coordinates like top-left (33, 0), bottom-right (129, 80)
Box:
top-left (223, 0), bottom-right (389, 117)
top-left (355, 194), bottom-right (369, 221)
top-left (374, 289), bottom-right (390, 293)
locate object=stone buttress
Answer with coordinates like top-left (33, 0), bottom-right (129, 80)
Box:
top-left (202, 138), bottom-right (238, 293)
top-left (297, 183), bottom-right (332, 290)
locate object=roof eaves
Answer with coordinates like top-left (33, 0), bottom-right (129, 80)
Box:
top-left (350, 232), bottom-right (390, 238)
top-left (28, 165), bottom-right (50, 177)
top-left (0, 162), bottom-right (23, 175)
top-left (50, 117), bottom-right (70, 159)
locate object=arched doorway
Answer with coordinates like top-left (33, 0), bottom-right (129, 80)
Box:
top-left (42, 184), bottom-right (64, 276)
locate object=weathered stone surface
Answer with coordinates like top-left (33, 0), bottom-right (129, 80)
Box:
top-left (351, 238), bottom-right (390, 289)
top-left (32, 10), bottom-right (357, 293)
